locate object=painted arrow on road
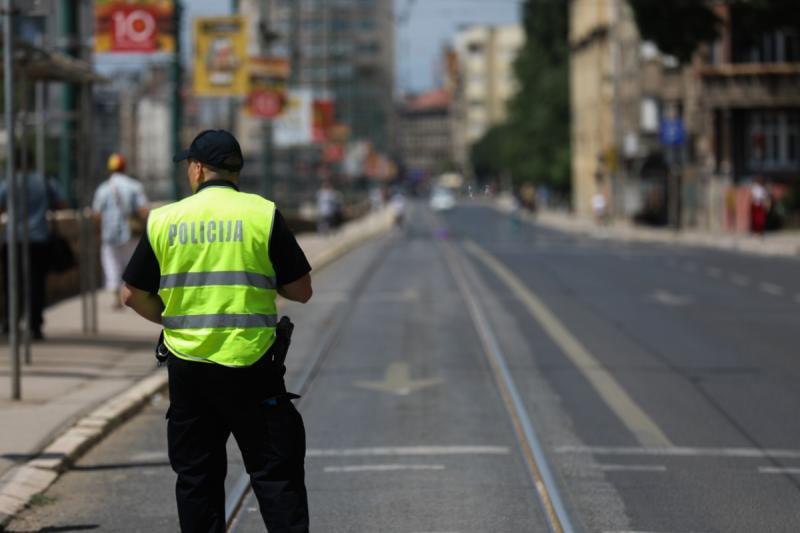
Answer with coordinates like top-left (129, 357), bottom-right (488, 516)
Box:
top-left (649, 289), bottom-right (693, 307)
top-left (354, 362), bottom-right (442, 396)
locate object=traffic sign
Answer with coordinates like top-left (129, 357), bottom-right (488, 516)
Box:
top-left (659, 118), bottom-right (685, 146)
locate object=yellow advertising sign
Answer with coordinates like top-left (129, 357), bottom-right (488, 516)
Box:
top-left (193, 16), bottom-right (248, 97)
top-left (95, 0), bottom-right (175, 54)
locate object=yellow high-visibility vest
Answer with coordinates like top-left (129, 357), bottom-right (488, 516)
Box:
top-left (148, 184), bottom-right (277, 366)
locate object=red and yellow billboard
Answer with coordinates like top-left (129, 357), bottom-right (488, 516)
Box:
top-left (247, 57), bottom-right (290, 119)
top-left (95, 0), bottom-right (175, 53)
top-left (193, 16), bottom-right (249, 97)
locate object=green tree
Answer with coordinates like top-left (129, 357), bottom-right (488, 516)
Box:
top-left (470, 0), bottom-right (570, 192)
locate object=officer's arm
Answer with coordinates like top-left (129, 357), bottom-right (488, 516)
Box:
top-left (121, 283), bottom-right (164, 324)
top-left (278, 273), bottom-right (312, 303)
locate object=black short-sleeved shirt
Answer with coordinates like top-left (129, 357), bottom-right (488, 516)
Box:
top-left (122, 180), bottom-right (311, 294)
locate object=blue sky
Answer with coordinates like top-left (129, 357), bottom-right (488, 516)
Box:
top-left (396, 0), bottom-right (521, 93)
top-left (97, 0), bottom-right (522, 93)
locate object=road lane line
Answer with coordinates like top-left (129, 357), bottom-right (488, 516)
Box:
top-left (324, 464), bottom-right (445, 473)
top-left (759, 282), bottom-right (785, 296)
top-left (307, 445), bottom-right (510, 457)
top-left (596, 464), bottom-right (667, 473)
top-left (604, 530), bottom-right (710, 533)
top-left (758, 466), bottom-right (800, 475)
top-left (443, 241), bottom-right (574, 533)
top-left (464, 240), bottom-right (672, 448)
top-left (730, 273), bottom-right (750, 286)
top-left (556, 445), bottom-right (800, 459)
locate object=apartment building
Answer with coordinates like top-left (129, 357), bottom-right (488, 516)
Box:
top-left (396, 89), bottom-right (452, 179)
top-left (451, 24), bottom-right (524, 173)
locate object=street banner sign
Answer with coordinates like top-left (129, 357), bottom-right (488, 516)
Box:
top-left (246, 57), bottom-right (290, 119)
top-left (313, 99), bottom-right (336, 143)
top-left (95, 0), bottom-right (175, 54)
top-left (274, 88), bottom-right (314, 147)
top-left (193, 16), bottom-right (248, 97)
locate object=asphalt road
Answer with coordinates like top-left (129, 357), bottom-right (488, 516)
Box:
top-left (8, 201), bottom-right (800, 532)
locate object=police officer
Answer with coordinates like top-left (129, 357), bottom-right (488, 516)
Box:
top-left (121, 130), bottom-right (312, 533)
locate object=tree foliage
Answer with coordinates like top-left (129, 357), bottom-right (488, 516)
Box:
top-left (470, 0), bottom-right (570, 192)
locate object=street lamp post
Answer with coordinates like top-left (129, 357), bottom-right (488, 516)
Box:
top-left (4, 0), bottom-right (20, 400)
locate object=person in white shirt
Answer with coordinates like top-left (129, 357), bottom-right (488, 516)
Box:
top-left (92, 154), bottom-right (149, 308)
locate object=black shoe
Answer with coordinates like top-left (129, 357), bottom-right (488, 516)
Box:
top-left (32, 329), bottom-right (44, 341)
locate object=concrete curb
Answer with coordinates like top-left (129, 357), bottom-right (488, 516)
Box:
top-left (0, 208), bottom-right (397, 529)
top-left (494, 201), bottom-right (800, 258)
top-left (0, 372), bottom-right (168, 527)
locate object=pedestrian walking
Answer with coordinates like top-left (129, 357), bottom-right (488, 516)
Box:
top-left (92, 154), bottom-right (149, 308)
top-left (750, 175), bottom-right (770, 235)
top-left (316, 179), bottom-right (342, 233)
top-left (0, 147), bottom-right (66, 339)
top-left (121, 130), bottom-right (312, 533)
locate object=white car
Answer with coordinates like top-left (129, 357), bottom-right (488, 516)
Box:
top-left (430, 188), bottom-right (456, 211)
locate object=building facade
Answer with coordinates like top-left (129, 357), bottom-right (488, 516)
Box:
top-left (238, 0), bottom-right (394, 153)
top-left (569, 0), bottom-right (698, 224)
top-left (569, 0), bottom-right (800, 229)
top-left (698, 5), bottom-right (800, 194)
top-left (451, 24), bottom-right (524, 174)
top-left (396, 89), bottom-right (452, 179)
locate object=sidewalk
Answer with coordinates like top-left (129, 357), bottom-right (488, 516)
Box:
top-left (0, 207), bottom-right (397, 526)
top-left (511, 204), bottom-right (800, 258)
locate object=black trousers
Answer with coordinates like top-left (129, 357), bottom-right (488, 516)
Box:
top-left (166, 354), bottom-right (309, 533)
top-left (2, 242), bottom-right (49, 333)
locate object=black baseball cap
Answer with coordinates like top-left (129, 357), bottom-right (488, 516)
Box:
top-left (173, 129), bottom-right (244, 172)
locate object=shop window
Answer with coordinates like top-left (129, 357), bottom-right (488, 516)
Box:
top-left (746, 110), bottom-right (800, 170)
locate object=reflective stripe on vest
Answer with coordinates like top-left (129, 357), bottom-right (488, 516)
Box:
top-left (147, 186), bottom-right (277, 367)
top-left (160, 271), bottom-right (277, 290)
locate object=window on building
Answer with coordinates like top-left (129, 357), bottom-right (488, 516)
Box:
top-left (640, 97), bottom-right (660, 133)
top-left (746, 109), bottom-right (800, 170)
top-left (468, 42), bottom-right (484, 55)
top-left (735, 29), bottom-right (800, 63)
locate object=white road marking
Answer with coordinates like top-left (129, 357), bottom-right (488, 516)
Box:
top-left (129, 451), bottom-right (169, 461)
top-left (604, 530), bottom-right (710, 533)
top-left (596, 464), bottom-right (667, 473)
top-left (557, 445), bottom-right (800, 459)
top-left (650, 290), bottom-right (693, 307)
top-left (730, 273), bottom-right (750, 286)
top-left (307, 445), bottom-right (510, 457)
top-left (759, 282), bottom-right (785, 296)
top-left (324, 464), bottom-right (445, 473)
top-left (705, 267), bottom-right (722, 278)
top-left (465, 240), bottom-right (672, 448)
top-left (353, 361), bottom-right (442, 396)
top-left (758, 466), bottom-right (800, 475)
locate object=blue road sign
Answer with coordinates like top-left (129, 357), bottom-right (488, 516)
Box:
top-left (659, 118), bottom-right (685, 146)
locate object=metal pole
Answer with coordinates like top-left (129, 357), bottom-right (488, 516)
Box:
top-left (20, 75), bottom-right (32, 364)
top-left (170, 0), bottom-right (183, 200)
top-left (59, 0), bottom-right (78, 207)
top-left (4, 0), bottom-right (20, 400)
top-left (260, 0), bottom-right (273, 199)
top-left (229, 0), bottom-right (239, 134)
top-left (77, 82), bottom-right (89, 334)
top-left (83, 81), bottom-right (97, 333)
